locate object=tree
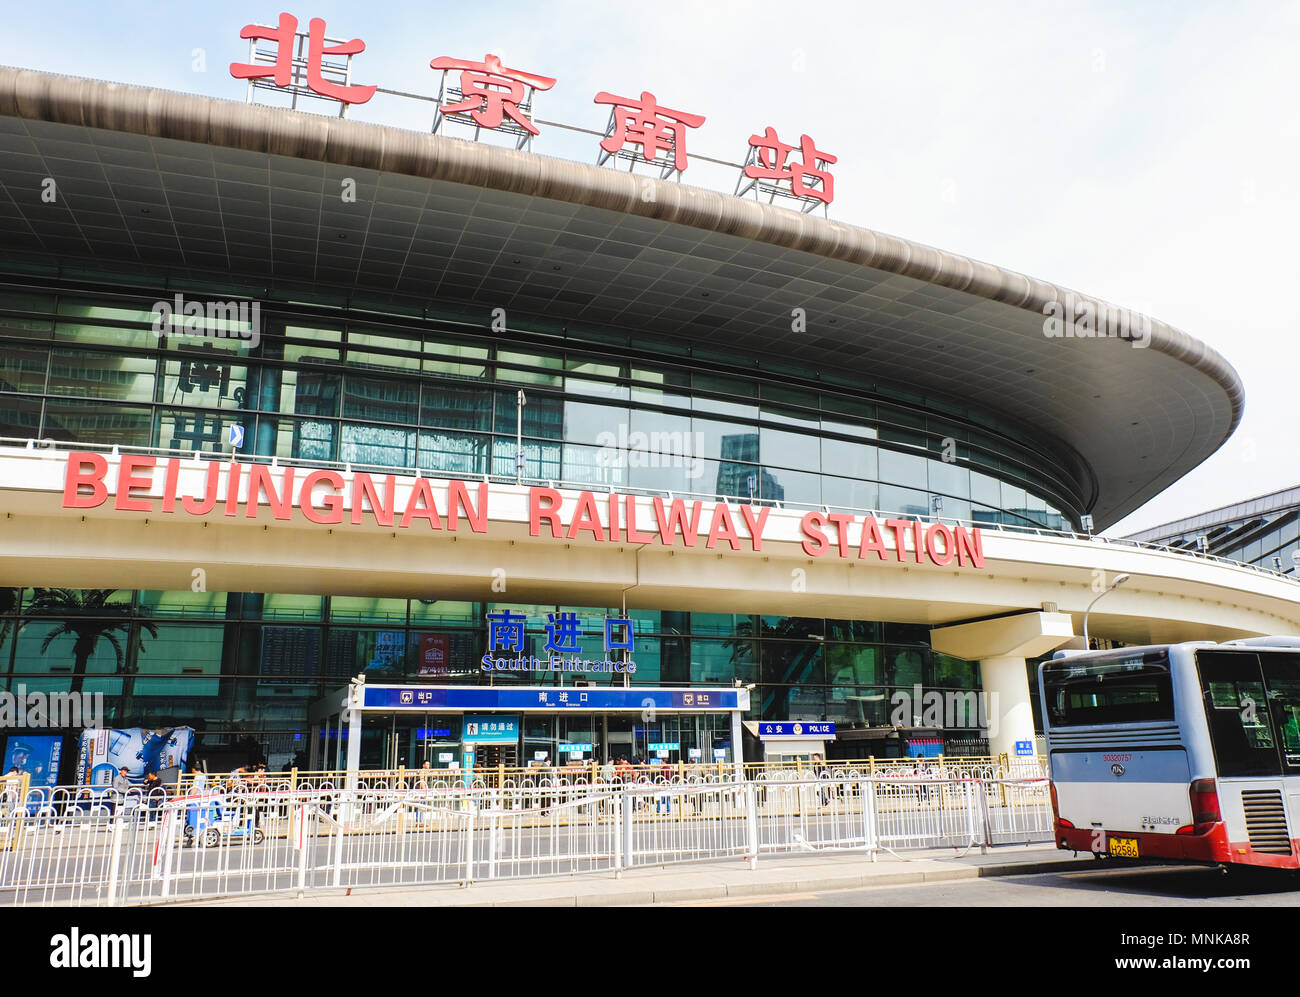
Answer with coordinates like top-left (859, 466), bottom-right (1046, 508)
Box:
top-left (23, 589), bottom-right (158, 699)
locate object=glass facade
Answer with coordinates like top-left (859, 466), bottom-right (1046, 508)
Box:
top-left (1146, 505), bottom-right (1300, 577)
top-left (0, 280), bottom-right (1081, 531)
top-left (0, 587), bottom-right (981, 765)
top-left (0, 275), bottom-right (1090, 769)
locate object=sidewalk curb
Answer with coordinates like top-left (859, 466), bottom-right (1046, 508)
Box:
top-left (186, 854), bottom-right (1090, 907)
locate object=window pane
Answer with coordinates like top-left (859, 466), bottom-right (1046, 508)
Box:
top-left (281, 367), bottom-right (339, 417)
top-left (761, 425), bottom-right (819, 472)
top-left (423, 340), bottom-right (489, 379)
top-left (878, 484), bottom-right (928, 517)
top-left (421, 383), bottom-right (492, 432)
top-left (343, 374), bottom-right (418, 424)
top-left (564, 399), bottom-right (629, 446)
top-left (155, 409), bottom-right (232, 453)
top-left (133, 624), bottom-right (224, 697)
top-left (419, 431), bottom-right (490, 475)
top-left (692, 637), bottom-right (756, 684)
top-left (879, 448), bottom-right (928, 489)
top-left (822, 476), bottom-right (879, 511)
top-left (1261, 654), bottom-right (1300, 768)
top-left (822, 438), bottom-right (876, 479)
top-left (562, 442), bottom-right (626, 488)
top-left (762, 467), bottom-right (819, 505)
top-left (1197, 651), bottom-right (1280, 777)
top-left (54, 322), bottom-right (156, 350)
top-left (137, 590), bottom-right (230, 619)
top-left (491, 438), bottom-right (561, 479)
top-left (45, 399), bottom-right (152, 446)
top-left (0, 345), bottom-right (48, 393)
top-left (330, 596), bottom-right (409, 625)
top-left (340, 423), bottom-right (418, 467)
top-left (494, 390), bottom-right (563, 438)
top-left (928, 458), bottom-right (970, 498)
top-left (160, 352), bottom-right (246, 409)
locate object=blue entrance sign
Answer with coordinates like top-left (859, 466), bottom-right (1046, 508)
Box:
top-left (559, 742), bottom-right (593, 753)
top-left (757, 722), bottom-right (835, 738)
top-left (1015, 740), bottom-right (1034, 757)
top-left (361, 686), bottom-right (743, 712)
top-left (649, 741), bottom-right (680, 752)
top-left (462, 715), bottom-right (519, 744)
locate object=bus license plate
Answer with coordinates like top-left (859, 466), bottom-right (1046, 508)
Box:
top-left (1108, 836), bottom-right (1140, 858)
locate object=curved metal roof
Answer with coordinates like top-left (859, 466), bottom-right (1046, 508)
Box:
top-left (0, 67), bottom-right (1244, 528)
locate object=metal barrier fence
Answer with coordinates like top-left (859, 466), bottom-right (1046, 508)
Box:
top-left (155, 754), bottom-right (1045, 796)
top-left (0, 774), bottom-right (1051, 906)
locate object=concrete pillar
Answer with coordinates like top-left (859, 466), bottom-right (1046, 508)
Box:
top-left (979, 655), bottom-right (1036, 758)
top-left (345, 708), bottom-right (362, 790)
top-left (930, 611), bottom-right (1075, 757)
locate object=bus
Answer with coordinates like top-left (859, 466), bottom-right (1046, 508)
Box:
top-left (1040, 636), bottom-right (1300, 869)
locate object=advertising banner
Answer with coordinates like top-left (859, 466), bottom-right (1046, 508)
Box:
top-left (76, 727), bottom-right (195, 787)
top-left (3, 735), bottom-right (62, 786)
top-left (418, 634), bottom-right (451, 677)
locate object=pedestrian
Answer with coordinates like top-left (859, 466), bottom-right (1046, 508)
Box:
top-left (143, 770), bottom-right (168, 820)
top-left (655, 758), bottom-right (673, 815)
top-left (190, 762), bottom-right (208, 795)
top-left (110, 765), bottom-right (131, 814)
top-left (915, 754), bottom-right (933, 804)
top-left (812, 752), bottom-right (831, 806)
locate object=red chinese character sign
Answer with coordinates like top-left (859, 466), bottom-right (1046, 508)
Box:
top-left (736, 126), bottom-right (836, 213)
top-left (230, 12), bottom-right (377, 116)
top-left (595, 91), bottom-right (705, 178)
top-left (430, 53), bottom-right (556, 150)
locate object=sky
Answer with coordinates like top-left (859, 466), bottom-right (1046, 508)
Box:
top-left (2, 0), bottom-right (1297, 537)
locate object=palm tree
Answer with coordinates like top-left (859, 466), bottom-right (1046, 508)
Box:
top-left (23, 589), bottom-right (158, 697)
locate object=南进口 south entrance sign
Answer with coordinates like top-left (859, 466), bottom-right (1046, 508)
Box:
top-left (357, 685), bottom-right (748, 713)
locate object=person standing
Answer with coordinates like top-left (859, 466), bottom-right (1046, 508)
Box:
top-left (110, 766), bottom-right (131, 815)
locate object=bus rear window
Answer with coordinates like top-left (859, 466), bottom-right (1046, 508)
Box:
top-left (1042, 651), bottom-right (1174, 727)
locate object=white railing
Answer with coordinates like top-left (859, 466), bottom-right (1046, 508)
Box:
top-left (0, 775), bottom-right (1052, 906)
top-left (3, 435), bottom-right (1290, 580)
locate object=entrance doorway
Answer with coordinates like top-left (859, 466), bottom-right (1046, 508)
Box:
top-left (473, 743), bottom-right (519, 768)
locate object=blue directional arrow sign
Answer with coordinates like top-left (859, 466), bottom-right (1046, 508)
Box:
top-left (228, 424), bottom-right (244, 448)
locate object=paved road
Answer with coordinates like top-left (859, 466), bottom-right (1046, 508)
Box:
top-left (663, 862), bottom-right (1300, 906)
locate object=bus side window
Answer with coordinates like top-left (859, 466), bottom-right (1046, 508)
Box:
top-left (1196, 650), bottom-right (1281, 778)
top-left (1261, 653), bottom-right (1300, 768)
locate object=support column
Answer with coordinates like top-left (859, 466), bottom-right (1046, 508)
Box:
top-left (345, 708), bottom-right (362, 790)
top-left (731, 709), bottom-right (744, 781)
top-left (930, 611), bottom-right (1075, 759)
top-left (333, 714), bottom-right (342, 772)
top-left (979, 655), bottom-right (1037, 759)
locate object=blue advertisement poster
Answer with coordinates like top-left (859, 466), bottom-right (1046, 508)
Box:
top-left (76, 728), bottom-right (195, 787)
top-left (3, 735), bottom-right (62, 786)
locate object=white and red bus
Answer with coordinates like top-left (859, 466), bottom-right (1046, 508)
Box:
top-left (1040, 636), bottom-right (1300, 869)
